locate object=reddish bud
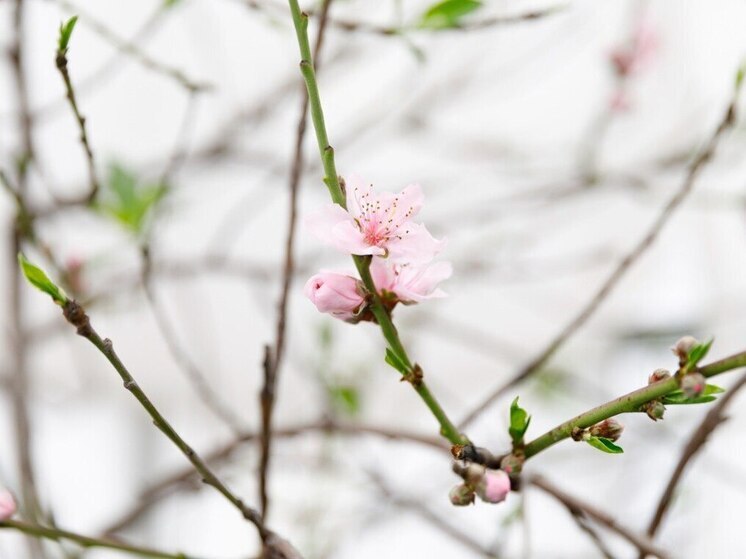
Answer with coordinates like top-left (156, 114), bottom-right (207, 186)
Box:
top-left (648, 368), bottom-right (671, 384)
top-left (500, 454), bottom-right (524, 477)
top-left (589, 418), bottom-right (624, 442)
top-left (672, 336), bottom-right (698, 363)
top-left (681, 372), bottom-right (706, 399)
top-left (476, 470), bottom-right (511, 504)
top-left (449, 483), bottom-right (475, 506)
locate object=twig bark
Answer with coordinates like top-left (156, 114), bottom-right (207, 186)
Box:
top-left (640, 372), bottom-right (746, 555)
top-left (0, 520), bottom-right (198, 559)
top-left (530, 475), bottom-right (669, 559)
top-left (459, 80), bottom-right (742, 430)
top-left (259, 0), bottom-right (334, 521)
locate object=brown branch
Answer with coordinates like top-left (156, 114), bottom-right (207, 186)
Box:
top-left (57, 300), bottom-right (301, 558)
top-left (258, 0), bottom-right (334, 521)
top-left (640, 372), bottom-right (746, 555)
top-left (102, 419), bottom-right (444, 535)
top-left (459, 80), bottom-right (741, 430)
top-left (530, 475), bottom-right (670, 559)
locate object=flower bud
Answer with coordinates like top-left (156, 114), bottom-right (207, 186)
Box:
top-left (461, 463), bottom-right (486, 485)
top-left (589, 418), bottom-right (624, 441)
top-left (648, 368), bottom-right (671, 384)
top-left (672, 336), bottom-right (698, 363)
top-left (0, 489), bottom-right (16, 520)
top-left (476, 470), bottom-right (511, 504)
top-left (500, 454), bottom-right (523, 477)
top-left (681, 372), bottom-right (706, 399)
top-left (449, 483), bottom-right (475, 506)
top-left (645, 400), bottom-right (666, 421)
top-left (303, 272), bottom-right (365, 321)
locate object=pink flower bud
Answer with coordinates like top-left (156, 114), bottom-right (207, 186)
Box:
top-left (648, 368), bottom-right (671, 384)
top-left (303, 272), bottom-right (365, 321)
top-left (0, 489), bottom-right (17, 520)
top-left (449, 483), bottom-right (475, 506)
top-left (476, 470), bottom-right (511, 504)
top-left (589, 418), bottom-right (624, 441)
top-left (681, 372), bottom-right (706, 399)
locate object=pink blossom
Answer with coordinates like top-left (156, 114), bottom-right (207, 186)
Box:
top-left (476, 470), bottom-right (511, 504)
top-left (304, 272), bottom-right (365, 321)
top-left (306, 174), bottom-right (444, 263)
top-left (370, 257), bottom-right (451, 304)
top-left (0, 489), bottom-right (16, 520)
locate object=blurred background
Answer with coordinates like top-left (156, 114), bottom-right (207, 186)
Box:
top-left (1, 0), bottom-right (746, 557)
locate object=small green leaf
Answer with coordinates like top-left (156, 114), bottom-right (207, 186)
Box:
top-left (18, 253), bottom-right (67, 305)
top-left (419, 0), bottom-right (482, 30)
top-left (163, 0), bottom-right (182, 7)
top-left (97, 164), bottom-right (166, 234)
top-left (385, 348), bottom-right (409, 374)
top-left (736, 63), bottom-right (745, 90)
top-left (687, 338), bottom-right (713, 368)
top-left (662, 384), bottom-right (724, 405)
top-left (586, 436), bottom-right (624, 454)
top-left (508, 397), bottom-right (531, 445)
top-left (58, 16), bottom-right (78, 54)
top-left (328, 385), bottom-right (361, 417)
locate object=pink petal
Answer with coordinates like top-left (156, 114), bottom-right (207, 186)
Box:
top-left (369, 257), bottom-right (397, 293)
top-left (396, 183), bottom-right (424, 219)
top-left (396, 261), bottom-right (452, 303)
top-left (345, 174), bottom-right (372, 219)
top-left (386, 222), bottom-right (445, 263)
top-left (306, 204), bottom-right (384, 256)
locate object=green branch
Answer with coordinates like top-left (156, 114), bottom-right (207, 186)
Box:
top-left (523, 351), bottom-right (746, 459)
top-left (0, 519), bottom-right (194, 559)
top-left (286, 0), bottom-right (466, 446)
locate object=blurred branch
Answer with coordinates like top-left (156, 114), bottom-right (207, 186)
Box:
top-left (459, 78), bottom-right (742, 429)
top-left (640, 372), bottom-right (746, 556)
top-left (103, 419), bottom-right (444, 535)
top-left (368, 472), bottom-right (499, 558)
top-left (530, 475), bottom-right (669, 559)
top-left (57, 0), bottom-right (211, 93)
top-left (0, 520), bottom-right (198, 559)
top-left (259, 0), bottom-right (334, 521)
top-left (56, 300), bottom-right (301, 558)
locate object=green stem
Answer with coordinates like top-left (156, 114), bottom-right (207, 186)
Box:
top-left (286, 0), bottom-right (466, 446)
top-left (0, 519), bottom-right (195, 559)
top-left (523, 351), bottom-right (746, 459)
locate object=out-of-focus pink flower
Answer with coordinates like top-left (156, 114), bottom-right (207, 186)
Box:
top-left (476, 470), bottom-right (511, 504)
top-left (306, 174), bottom-right (444, 263)
top-left (303, 272), bottom-right (365, 321)
top-left (370, 258), bottom-right (452, 304)
top-left (609, 90), bottom-right (631, 112)
top-left (609, 21), bottom-right (659, 77)
top-left (0, 489), bottom-right (17, 520)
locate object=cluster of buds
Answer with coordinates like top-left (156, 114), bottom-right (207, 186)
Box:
top-left (304, 175), bottom-right (451, 322)
top-left (0, 489), bottom-right (16, 521)
top-left (449, 463), bottom-right (512, 507)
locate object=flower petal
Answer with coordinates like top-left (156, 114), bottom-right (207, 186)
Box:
top-left (345, 173), bottom-right (372, 219)
top-left (386, 222), bottom-right (445, 263)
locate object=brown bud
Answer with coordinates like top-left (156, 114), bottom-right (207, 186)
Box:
top-left (648, 368), bottom-right (671, 384)
top-left (449, 483), bottom-right (475, 506)
top-left (681, 372), bottom-right (706, 399)
top-left (645, 400), bottom-right (666, 421)
top-left (500, 454), bottom-right (524, 477)
top-left (589, 418), bottom-right (624, 441)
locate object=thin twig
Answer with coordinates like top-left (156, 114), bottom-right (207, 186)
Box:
top-left (58, 0), bottom-right (211, 93)
top-left (459, 80), bottom-right (742, 430)
top-left (103, 419), bottom-right (444, 535)
top-left (640, 372), bottom-right (746, 555)
top-left (530, 475), bottom-right (669, 559)
top-left (0, 520), bottom-right (198, 559)
top-left (259, 0), bottom-right (334, 521)
top-left (55, 32), bottom-right (100, 204)
top-left (56, 299), bottom-right (301, 558)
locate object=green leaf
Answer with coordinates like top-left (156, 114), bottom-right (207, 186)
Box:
top-left (419, 0), bottom-right (482, 30)
top-left (385, 348), bottom-right (409, 374)
top-left (328, 385), bottom-right (361, 417)
top-left (586, 436), bottom-right (624, 454)
top-left (508, 397), bottom-right (531, 445)
top-left (163, 0), bottom-right (182, 7)
top-left (97, 164), bottom-right (166, 234)
top-left (18, 253), bottom-right (67, 306)
top-left (687, 338), bottom-right (713, 368)
top-left (58, 16), bottom-right (78, 54)
top-left (662, 384), bottom-right (724, 405)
